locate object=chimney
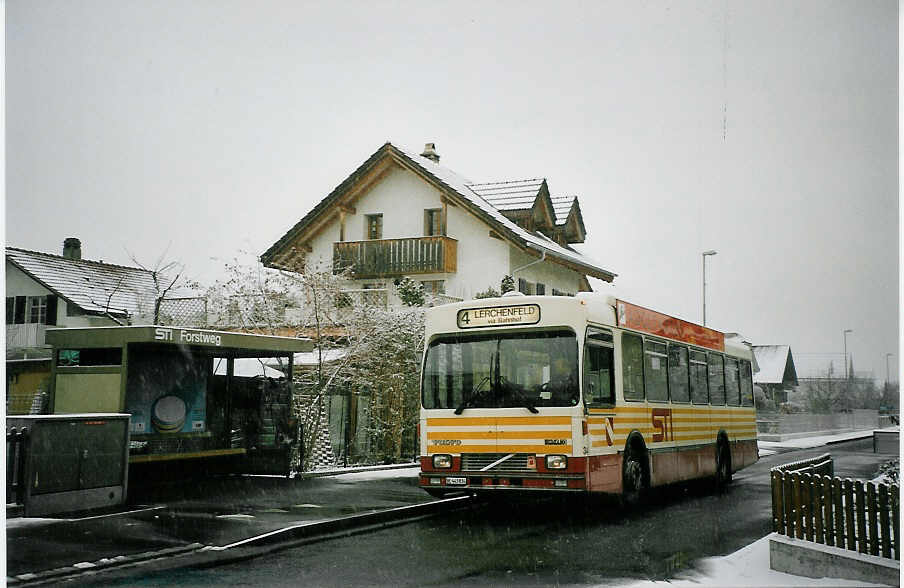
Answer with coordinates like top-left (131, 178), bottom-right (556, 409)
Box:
top-left (420, 142), bottom-right (440, 163)
top-left (63, 237), bottom-right (82, 260)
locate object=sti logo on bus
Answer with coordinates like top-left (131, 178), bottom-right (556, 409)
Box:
top-left (457, 304), bottom-right (541, 329)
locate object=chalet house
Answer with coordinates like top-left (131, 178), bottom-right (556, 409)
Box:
top-left (752, 345), bottom-right (799, 404)
top-left (261, 142), bottom-right (616, 303)
top-left (5, 239), bottom-right (159, 413)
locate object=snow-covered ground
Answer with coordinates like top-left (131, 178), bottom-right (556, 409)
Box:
top-left (757, 428), bottom-right (883, 451)
top-left (607, 535), bottom-right (893, 587)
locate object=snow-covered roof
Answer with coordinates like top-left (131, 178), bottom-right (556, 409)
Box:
top-left (550, 196), bottom-right (577, 225)
top-left (214, 357), bottom-right (286, 379)
top-left (466, 179), bottom-right (545, 211)
top-left (6, 247), bottom-right (158, 319)
top-left (262, 143), bottom-right (615, 282)
top-left (752, 345), bottom-right (798, 385)
top-left (393, 145), bottom-right (615, 281)
top-left (292, 348), bottom-right (349, 366)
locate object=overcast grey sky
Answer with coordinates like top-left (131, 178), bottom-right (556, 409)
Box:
top-left (6, 1), bottom-right (899, 383)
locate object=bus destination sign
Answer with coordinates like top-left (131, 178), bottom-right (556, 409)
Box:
top-left (457, 304), bottom-right (541, 329)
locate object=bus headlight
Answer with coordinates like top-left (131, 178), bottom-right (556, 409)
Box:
top-left (433, 454), bottom-right (452, 469)
top-left (545, 455), bottom-right (567, 470)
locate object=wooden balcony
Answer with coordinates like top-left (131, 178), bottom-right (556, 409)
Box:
top-left (333, 236), bottom-right (457, 279)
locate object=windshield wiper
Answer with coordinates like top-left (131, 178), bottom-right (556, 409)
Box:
top-left (454, 375), bottom-right (491, 415)
top-left (498, 376), bottom-right (539, 414)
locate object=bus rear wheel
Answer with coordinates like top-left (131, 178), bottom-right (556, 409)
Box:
top-left (622, 448), bottom-right (647, 507)
top-left (715, 442), bottom-right (732, 489)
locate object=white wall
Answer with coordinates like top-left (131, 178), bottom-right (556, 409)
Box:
top-left (508, 247), bottom-right (584, 295)
top-left (292, 163), bottom-right (594, 302)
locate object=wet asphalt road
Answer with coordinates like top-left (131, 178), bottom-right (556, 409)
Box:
top-left (83, 438), bottom-right (893, 587)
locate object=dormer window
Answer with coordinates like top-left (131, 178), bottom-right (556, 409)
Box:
top-left (365, 214), bottom-right (383, 240)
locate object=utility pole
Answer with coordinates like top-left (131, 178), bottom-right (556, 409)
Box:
top-left (702, 250), bottom-right (717, 326)
top-left (843, 329), bottom-right (852, 412)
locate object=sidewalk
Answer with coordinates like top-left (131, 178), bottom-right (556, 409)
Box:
top-left (757, 428), bottom-right (882, 456)
top-left (626, 428), bottom-right (898, 588)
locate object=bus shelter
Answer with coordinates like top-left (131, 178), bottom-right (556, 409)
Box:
top-left (45, 326), bottom-right (313, 478)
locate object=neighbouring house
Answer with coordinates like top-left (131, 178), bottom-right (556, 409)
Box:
top-left (5, 239), bottom-right (203, 414)
top-left (752, 345), bottom-right (799, 404)
top-left (260, 142), bottom-right (616, 305)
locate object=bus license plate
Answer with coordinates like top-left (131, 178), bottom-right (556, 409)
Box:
top-left (446, 477), bottom-right (467, 486)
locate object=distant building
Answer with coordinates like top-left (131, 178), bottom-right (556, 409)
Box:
top-left (752, 345), bottom-right (799, 404)
top-left (261, 142), bottom-right (616, 304)
top-left (5, 239), bottom-right (163, 413)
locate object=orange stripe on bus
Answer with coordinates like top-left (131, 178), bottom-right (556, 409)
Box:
top-left (426, 445), bottom-right (573, 454)
top-left (426, 417), bottom-right (572, 426)
top-left (427, 430), bottom-right (571, 440)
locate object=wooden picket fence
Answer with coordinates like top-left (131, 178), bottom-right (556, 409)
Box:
top-left (771, 453), bottom-right (900, 560)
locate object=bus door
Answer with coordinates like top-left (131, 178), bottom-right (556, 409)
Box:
top-left (583, 327), bottom-right (615, 489)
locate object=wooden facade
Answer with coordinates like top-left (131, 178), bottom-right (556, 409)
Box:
top-left (333, 236), bottom-right (457, 279)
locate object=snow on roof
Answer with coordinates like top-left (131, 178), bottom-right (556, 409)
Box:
top-left (394, 145), bottom-right (616, 281)
top-left (213, 357), bottom-right (286, 379)
top-left (550, 195), bottom-right (577, 225)
top-left (292, 348), bottom-right (349, 366)
top-left (752, 345), bottom-right (794, 384)
top-left (6, 247), bottom-right (158, 319)
top-left (466, 179), bottom-right (545, 211)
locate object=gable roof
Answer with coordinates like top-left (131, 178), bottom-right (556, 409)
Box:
top-left (6, 247), bottom-right (158, 319)
top-left (261, 142), bottom-right (616, 282)
top-left (551, 196), bottom-right (577, 225)
top-left (467, 179), bottom-right (545, 211)
top-left (752, 345), bottom-right (799, 386)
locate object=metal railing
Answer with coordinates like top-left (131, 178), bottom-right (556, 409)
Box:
top-left (7, 426), bottom-right (30, 505)
top-left (771, 455), bottom-right (899, 560)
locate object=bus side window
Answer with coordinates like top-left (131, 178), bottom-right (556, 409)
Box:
top-left (690, 349), bottom-right (708, 404)
top-left (708, 353), bottom-right (725, 405)
top-left (583, 344), bottom-right (614, 406)
top-left (622, 333), bottom-right (645, 401)
top-left (740, 360), bottom-right (754, 406)
top-left (668, 344), bottom-right (690, 403)
top-left (725, 357), bottom-right (740, 406)
top-left (644, 339), bottom-right (669, 402)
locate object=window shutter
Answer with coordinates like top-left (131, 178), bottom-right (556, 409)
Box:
top-left (45, 295), bottom-right (58, 326)
top-left (6, 298), bottom-right (14, 324)
top-left (14, 296), bottom-right (26, 324)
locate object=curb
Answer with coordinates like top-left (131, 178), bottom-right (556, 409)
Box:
top-left (295, 462), bottom-right (420, 479)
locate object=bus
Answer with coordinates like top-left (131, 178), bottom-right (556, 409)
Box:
top-left (418, 292), bottom-right (757, 502)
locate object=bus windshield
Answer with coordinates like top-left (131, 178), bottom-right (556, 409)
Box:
top-left (422, 329), bottom-right (578, 411)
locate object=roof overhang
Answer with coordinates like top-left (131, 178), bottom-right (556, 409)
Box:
top-left (45, 326), bottom-right (314, 357)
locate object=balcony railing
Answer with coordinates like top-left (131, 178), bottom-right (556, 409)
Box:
top-left (333, 236), bottom-right (457, 279)
top-left (7, 324), bottom-right (47, 350)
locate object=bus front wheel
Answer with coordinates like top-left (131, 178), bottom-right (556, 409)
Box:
top-left (622, 448), bottom-right (647, 507)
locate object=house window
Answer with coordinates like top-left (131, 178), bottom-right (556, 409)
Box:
top-left (421, 280), bottom-right (445, 295)
top-left (536, 283), bottom-right (546, 295)
top-left (518, 278), bottom-right (533, 294)
top-left (365, 214), bottom-right (383, 240)
top-left (28, 296), bottom-right (47, 324)
top-left (6, 297), bottom-right (15, 324)
top-left (424, 209), bottom-right (442, 236)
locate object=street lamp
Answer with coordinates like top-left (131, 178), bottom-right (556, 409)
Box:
top-left (702, 250), bottom-right (717, 326)
top-left (843, 329), bottom-right (852, 380)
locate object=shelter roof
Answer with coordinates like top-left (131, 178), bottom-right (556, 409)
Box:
top-left (6, 247), bottom-right (157, 319)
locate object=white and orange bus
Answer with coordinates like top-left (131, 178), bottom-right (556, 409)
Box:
top-left (418, 292), bottom-right (757, 501)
